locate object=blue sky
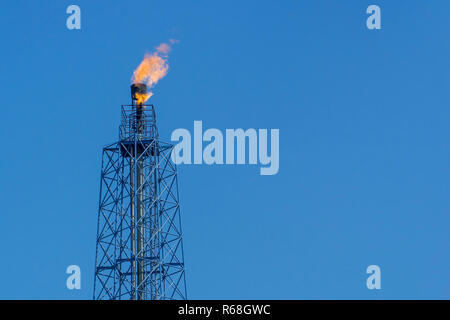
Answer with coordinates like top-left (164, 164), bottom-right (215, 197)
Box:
top-left (0, 0), bottom-right (449, 299)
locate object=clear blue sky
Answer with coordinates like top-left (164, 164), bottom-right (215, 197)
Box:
top-left (0, 0), bottom-right (449, 299)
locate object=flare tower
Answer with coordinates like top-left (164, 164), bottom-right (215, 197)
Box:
top-left (94, 84), bottom-right (187, 300)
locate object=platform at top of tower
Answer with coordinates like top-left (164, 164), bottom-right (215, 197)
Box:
top-left (119, 139), bottom-right (160, 157)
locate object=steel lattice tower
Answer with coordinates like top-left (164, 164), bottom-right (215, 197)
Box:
top-left (94, 84), bottom-right (187, 300)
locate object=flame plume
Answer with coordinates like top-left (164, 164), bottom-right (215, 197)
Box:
top-left (131, 40), bottom-right (176, 104)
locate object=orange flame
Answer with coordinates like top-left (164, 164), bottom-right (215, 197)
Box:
top-left (134, 93), bottom-right (150, 105)
top-left (131, 40), bottom-right (176, 104)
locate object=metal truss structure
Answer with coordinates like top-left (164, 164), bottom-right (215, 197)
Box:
top-left (94, 103), bottom-right (187, 300)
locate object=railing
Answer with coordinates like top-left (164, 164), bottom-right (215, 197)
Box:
top-left (119, 104), bottom-right (158, 141)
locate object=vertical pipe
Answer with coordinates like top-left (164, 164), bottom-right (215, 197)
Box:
top-left (130, 83), bottom-right (149, 299)
top-left (153, 153), bottom-right (158, 299)
top-left (130, 157), bottom-right (135, 300)
top-left (137, 158), bottom-right (145, 299)
top-left (136, 103), bottom-right (145, 300)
